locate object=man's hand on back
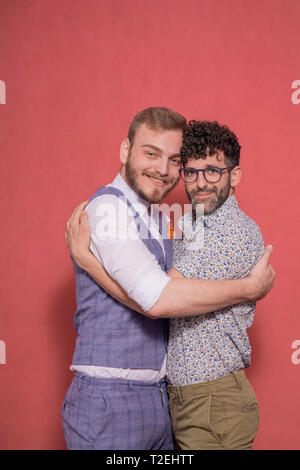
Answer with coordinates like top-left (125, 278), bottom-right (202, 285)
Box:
top-left (246, 245), bottom-right (276, 301)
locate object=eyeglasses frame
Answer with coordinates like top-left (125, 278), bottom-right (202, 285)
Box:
top-left (179, 165), bottom-right (236, 184)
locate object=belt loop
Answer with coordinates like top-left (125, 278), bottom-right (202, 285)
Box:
top-left (232, 370), bottom-right (242, 390)
top-left (158, 386), bottom-right (164, 407)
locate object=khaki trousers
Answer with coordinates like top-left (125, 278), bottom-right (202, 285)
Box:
top-left (167, 369), bottom-right (259, 450)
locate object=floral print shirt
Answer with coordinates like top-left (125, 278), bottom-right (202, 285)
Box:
top-left (167, 195), bottom-right (264, 385)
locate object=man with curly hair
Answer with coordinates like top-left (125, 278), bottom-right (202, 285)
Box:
top-left (64, 110), bottom-right (274, 450)
top-left (167, 120), bottom-right (264, 450)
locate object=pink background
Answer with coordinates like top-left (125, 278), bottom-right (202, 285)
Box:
top-left (0, 0), bottom-right (299, 450)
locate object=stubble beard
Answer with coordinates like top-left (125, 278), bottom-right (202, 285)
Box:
top-left (187, 176), bottom-right (231, 215)
top-left (125, 154), bottom-right (178, 204)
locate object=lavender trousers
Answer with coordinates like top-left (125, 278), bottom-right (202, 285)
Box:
top-left (62, 372), bottom-right (174, 450)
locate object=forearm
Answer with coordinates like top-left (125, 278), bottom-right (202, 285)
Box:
top-left (73, 248), bottom-right (272, 321)
top-left (66, 196), bottom-right (275, 320)
top-left (77, 257), bottom-right (252, 319)
top-left (148, 276), bottom-right (252, 318)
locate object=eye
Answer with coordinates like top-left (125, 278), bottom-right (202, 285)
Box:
top-left (184, 169), bottom-right (196, 177)
top-left (206, 168), bottom-right (220, 175)
top-left (146, 152), bottom-right (157, 158)
top-left (171, 158), bottom-right (181, 165)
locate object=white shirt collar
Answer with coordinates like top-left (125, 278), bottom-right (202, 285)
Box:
top-left (108, 172), bottom-right (150, 217)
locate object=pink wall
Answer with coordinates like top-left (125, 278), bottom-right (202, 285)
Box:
top-left (0, 0), bottom-right (299, 450)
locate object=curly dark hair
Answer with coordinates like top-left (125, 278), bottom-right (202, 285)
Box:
top-left (180, 120), bottom-right (241, 167)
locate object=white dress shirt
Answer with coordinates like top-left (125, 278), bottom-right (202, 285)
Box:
top-left (71, 173), bottom-right (171, 381)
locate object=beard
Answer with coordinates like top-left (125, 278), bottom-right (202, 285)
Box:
top-left (186, 176), bottom-right (231, 215)
top-left (125, 153), bottom-right (179, 204)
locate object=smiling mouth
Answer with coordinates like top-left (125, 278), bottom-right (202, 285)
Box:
top-left (194, 192), bottom-right (214, 197)
top-left (146, 175), bottom-right (168, 185)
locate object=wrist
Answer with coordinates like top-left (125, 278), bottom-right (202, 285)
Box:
top-left (241, 276), bottom-right (256, 301)
top-left (73, 250), bottom-right (94, 270)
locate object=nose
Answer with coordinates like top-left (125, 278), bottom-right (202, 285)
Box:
top-left (195, 171), bottom-right (209, 189)
top-left (154, 157), bottom-right (169, 177)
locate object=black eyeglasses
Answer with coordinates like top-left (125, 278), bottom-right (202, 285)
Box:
top-left (179, 166), bottom-right (235, 183)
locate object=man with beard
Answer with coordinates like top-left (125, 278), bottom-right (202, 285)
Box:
top-left (63, 109), bottom-right (275, 450)
top-left (166, 120), bottom-right (264, 449)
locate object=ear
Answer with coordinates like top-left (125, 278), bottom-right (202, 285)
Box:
top-left (120, 138), bottom-right (131, 165)
top-left (230, 166), bottom-right (242, 189)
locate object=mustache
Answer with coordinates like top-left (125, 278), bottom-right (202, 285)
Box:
top-left (143, 171), bottom-right (173, 183)
top-left (190, 188), bottom-right (216, 197)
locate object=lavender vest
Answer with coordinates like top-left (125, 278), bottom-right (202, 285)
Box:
top-left (71, 186), bottom-right (173, 369)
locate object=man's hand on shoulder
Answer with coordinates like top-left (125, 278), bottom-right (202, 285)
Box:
top-left (65, 200), bottom-right (93, 269)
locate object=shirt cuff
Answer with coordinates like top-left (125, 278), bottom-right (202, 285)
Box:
top-left (132, 270), bottom-right (171, 312)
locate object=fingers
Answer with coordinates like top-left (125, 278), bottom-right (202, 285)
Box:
top-left (271, 266), bottom-right (276, 281)
top-left (71, 200), bottom-right (89, 225)
top-left (64, 230), bottom-right (70, 249)
top-left (262, 244), bottom-right (273, 264)
top-left (264, 245), bottom-right (276, 283)
top-left (79, 210), bottom-right (89, 222)
top-left (79, 210), bottom-right (90, 231)
top-left (66, 200), bottom-right (89, 234)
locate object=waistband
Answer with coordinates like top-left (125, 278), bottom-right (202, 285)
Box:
top-left (73, 371), bottom-right (167, 391)
top-left (167, 369), bottom-right (246, 398)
